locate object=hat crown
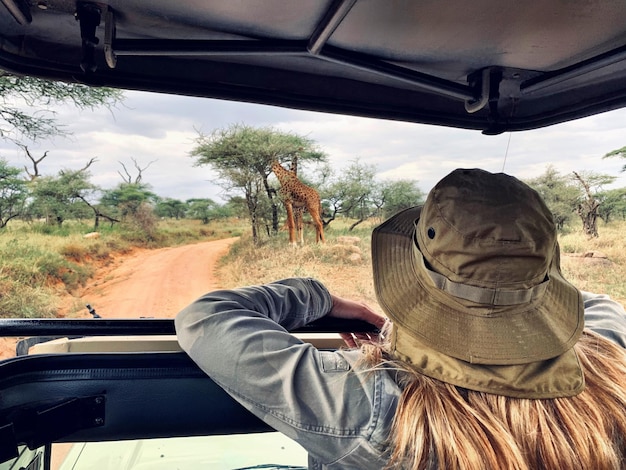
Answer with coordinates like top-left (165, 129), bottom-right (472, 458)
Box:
top-left (417, 169), bottom-right (556, 290)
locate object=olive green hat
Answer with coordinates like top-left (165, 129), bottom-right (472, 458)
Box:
top-left (372, 168), bottom-right (585, 399)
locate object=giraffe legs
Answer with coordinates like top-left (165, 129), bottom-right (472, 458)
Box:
top-left (312, 215), bottom-right (325, 243)
top-left (283, 204), bottom-right (319, 245)
top-left (284, 202), bottom-right (298, 245)
top-left (294, 207), bottom-right (304, 245)
top-left (308, 206), bottom-right (325, 243)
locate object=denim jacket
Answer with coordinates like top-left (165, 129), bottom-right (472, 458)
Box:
top-left (175, 278), bottom-right (626, 469)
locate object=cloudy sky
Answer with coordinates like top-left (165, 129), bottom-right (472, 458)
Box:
top-left (2, 89), bottom-right (626, 203)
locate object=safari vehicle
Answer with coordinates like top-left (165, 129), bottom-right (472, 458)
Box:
top-left (2, 1), bottom-right (626, 469)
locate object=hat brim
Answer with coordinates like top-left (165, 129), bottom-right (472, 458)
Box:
top-left (392, 325), bottom-right (585, 398)
top-left (372, 206), bottom-right (584, 366)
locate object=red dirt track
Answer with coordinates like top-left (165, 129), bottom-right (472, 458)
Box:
top-left (0, 237), bottom-right (238, 359)
top-left (76, 237), bottom-right (238, 319)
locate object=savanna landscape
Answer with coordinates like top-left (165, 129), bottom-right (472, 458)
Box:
top-left (1, 214), bottom-right (625, 360)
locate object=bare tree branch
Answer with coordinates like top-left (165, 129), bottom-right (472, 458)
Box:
top-left (78, 157), bottom-right (98, 173)
top-left (118, 158), bottom-right (157, 183)
top-left (17, 143), bottom-right (48, 180)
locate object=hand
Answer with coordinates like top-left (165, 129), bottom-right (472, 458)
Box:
top-left (328, 294), bottom-right (388, 348)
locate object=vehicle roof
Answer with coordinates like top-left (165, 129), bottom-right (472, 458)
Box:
top-left (2, 1), bottom-right (626, 464)
top-left (2, 0), bottom-right (626, 133)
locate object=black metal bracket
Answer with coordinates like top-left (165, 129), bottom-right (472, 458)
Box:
top-left (104, 6), bottom-right (117, 68)
top-left (75, 2), bottom-right (101, 73)
top-left (0, 395), bottom-right (105, 464)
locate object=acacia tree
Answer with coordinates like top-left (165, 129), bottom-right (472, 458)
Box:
top-left (0, 159), bottom-right (28, 228)
top-left (526, 166), bottom-right (615, 236)
top-left (185, 198), bottom-right (229, 224)
top-left (155, 198), bottom-right (187, 219)
top-left (380, 179), bottom-right (425, 219)
top-left (572, 171), bottom-right (615, 238)
top-left (319, 160), bottom-right (423, 229)
top-left (604, 146), bottom-right (626, 172)
top-left (190, 124), bottom-right (325, 243)
top-left (596, 188), bottom-right (626, 223)
top-left (318, 160), bottom-right (376, 229)
top-left (99, 183), bottom-right (157, 220)
top-left (99, 183), bottom-right (159, 237)
top-left (1, 73), bottom-right (123, 141)
top-left (525, 166), bottom-right (580, 231)
top-left (29, 169), bottom-right (97, 226)
top-left (1, 74), bottom-right (123, 228)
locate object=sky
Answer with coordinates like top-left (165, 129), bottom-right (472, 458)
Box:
top-left (1, 89), bottom-right (626, 203)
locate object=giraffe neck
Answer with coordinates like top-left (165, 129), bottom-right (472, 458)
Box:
top-left (272, 161), bottom-right (297, 186)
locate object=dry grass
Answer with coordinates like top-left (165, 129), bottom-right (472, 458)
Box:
top-left (218, 221), bottom-right (380, 308)
top-left (559, 220), bottom-right (626, 304)
top-left (218, 219), bottom-right (626, 310)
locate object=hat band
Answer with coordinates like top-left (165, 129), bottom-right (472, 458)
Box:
top-left (392, 325), bottom-right (585, 398)
top-left (414, 243), bottom-right (549, 306)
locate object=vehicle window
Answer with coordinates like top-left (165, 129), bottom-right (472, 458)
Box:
top-left (52, 433), bottom-right (307, 470)
top-left (0, 91), bottom-right (624, 328)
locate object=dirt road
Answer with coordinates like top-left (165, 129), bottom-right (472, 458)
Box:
top-left (0, 237), bottom-right (238, 359)
top-left (77, 237), bottom-right (239, 319)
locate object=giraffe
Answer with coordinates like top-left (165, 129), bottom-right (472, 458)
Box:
top-left (271, 160), bottom-right (325, 244)
top-left (288, 155), bottom-right (305, 243)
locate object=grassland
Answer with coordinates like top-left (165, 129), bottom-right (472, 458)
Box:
top-left (1, 217), bottom-right (624, 318)
top-left (0, 218), bottom-right (244, 318)
top-left (217, 219), bottom-right (380, 306)
top-left (217, 218), bottom-right (626, 308)
top-left (559, 221), bottom-right (626, 303)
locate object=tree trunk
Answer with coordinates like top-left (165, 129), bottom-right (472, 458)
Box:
top-left (577, 201), bottom-right (599, 237)
top-left (573, 171), bottom-right (600, 238)
top-left (349, 218), bottom-right (365, 231)
top-left (245, 192), bottom-right (259, 244)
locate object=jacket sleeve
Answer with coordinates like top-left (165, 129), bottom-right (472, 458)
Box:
top-left (174, 277), bottom-right (393, 465)
top-left (582, 291), bottom-right (626, 348)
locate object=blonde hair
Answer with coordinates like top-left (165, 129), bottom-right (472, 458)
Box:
top-left (363, 330), bottom-right (626, 469)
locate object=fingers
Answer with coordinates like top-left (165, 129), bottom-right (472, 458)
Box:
top-left (362, 310), bottom-right (387, 329)
top-left (339, 332), bottom-right (358, 348)
top-left (339, 331), bottom-right (386, 349)
top-left (328, 294), bottom-right (390, 350)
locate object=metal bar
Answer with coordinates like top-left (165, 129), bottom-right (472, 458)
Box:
top-left (521, 44), bottom-right (626, 94)
top-left (113, 39), bottom-right (307, 57)
top-left (0, 317), bottom-right (377, 337)
top-left (0, 319), bottom-right (175, 337)
top-left (0, 0), bottom-right (31, 25)
top-left (308, 0), bottom-right (357, 55)
top-left (111, 37), bottom-right (473, 101)
top-left (320, 46), bottom-right (475, 101)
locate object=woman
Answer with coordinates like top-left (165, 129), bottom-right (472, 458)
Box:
top-left (176, 168), bottom-right (626, 469)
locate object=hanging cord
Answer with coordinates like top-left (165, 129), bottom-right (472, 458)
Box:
top-left (502, 132), bottom-right (512, 172)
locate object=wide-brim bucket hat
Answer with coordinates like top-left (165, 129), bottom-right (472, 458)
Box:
top-left (372, 168), bottom-right (585, 398)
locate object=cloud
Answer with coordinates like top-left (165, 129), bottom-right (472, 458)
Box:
top-left (2, 89), bottom-right (625, 201)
